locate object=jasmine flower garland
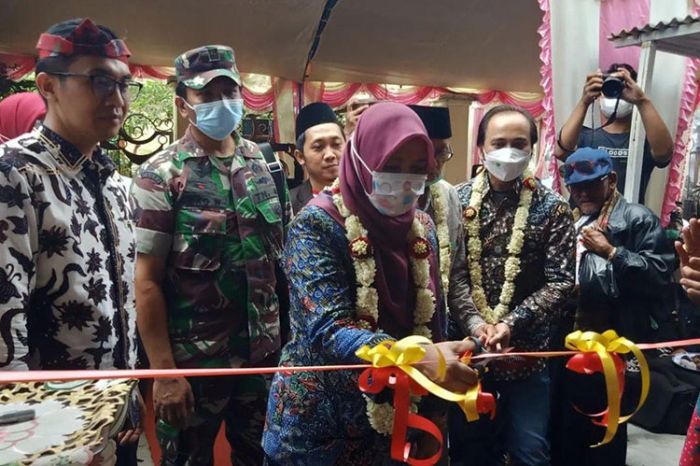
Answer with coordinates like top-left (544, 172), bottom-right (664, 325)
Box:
top-left (464, 171), bottom-right (535, 325)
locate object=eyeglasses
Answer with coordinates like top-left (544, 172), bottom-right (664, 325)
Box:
top-left (436, 146), bottom-right (454, 162)
top-left (558, 159), bottom-right (611, 179)
top-left (49, 72), bottom-right (143, 102)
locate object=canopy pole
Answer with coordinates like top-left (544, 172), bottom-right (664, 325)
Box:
top-left (624, 41), bottom-right (656, 203)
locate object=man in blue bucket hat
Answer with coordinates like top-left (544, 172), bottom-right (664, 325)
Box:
top-left (555, 147), bottom-right (674, 466)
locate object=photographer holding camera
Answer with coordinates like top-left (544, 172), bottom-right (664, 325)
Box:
top-left (554, 63), bottom-right (673, 203)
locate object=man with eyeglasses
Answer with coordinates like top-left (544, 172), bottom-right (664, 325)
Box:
top-left (408, 104), bottom-right (465, 461)
top-left (130, 45), bottom-right (290, 466)
top-left (0, 17), bottom-right (142, 462)
top-left (410, 105), bottom-right (462, 287)
top-left (409, 105), bottom-right (462, 248)
top-left (555, 147), bottom-right (674, 466)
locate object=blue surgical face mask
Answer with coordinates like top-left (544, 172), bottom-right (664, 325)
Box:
top-left (185, 98), bottom-right (244, 141)
top-left (350, 136), bottom-right (427, 217)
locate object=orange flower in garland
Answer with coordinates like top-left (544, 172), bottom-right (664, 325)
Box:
top-left (410, 237), bottom-right (431, 260)
top-left (523, 176), bottom-right (537, 191)
top-left (349, 237), bottom-right (373, 259)
top-left (463, 206), bottom-right (477, 221)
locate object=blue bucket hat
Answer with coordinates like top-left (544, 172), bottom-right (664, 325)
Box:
top-left (560, 147), bottom-right (613, 185)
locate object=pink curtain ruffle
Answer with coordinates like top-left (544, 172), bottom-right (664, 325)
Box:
top-left (660, 57), bottom-right (699, 226)
top-left (320, 83), bottom-right (363, 108)
top-left (536, 0), bottom-right (560, 190)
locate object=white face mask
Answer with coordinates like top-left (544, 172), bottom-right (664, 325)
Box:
top-left (483, 147), bottom-right (531, 182)
top-left (600, 97), bottom-right (633, 119)
top-left (350, 137), bottom-right (427, 217)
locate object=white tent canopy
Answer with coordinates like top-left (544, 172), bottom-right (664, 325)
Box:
top-left (0, 0), bottom-right (543, 92)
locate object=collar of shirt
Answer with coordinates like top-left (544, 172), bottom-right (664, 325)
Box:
top-left (482, 175), bottom-right (524, 206)
top-left (38, 124), bottom-right (116, 174)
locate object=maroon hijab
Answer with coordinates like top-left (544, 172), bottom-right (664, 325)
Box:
top-left (310, 102), bottom-right (441, 337)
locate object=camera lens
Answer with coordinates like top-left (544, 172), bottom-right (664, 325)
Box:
top-left (601, 76), bottom-right (624, 98)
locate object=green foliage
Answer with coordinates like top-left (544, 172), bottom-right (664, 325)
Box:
top-left (0, 64), bottom-right (36, 99)
top-left (128, 79), bottom-right (174, 122)
top-left (106, 79), bottom-right (175, 176)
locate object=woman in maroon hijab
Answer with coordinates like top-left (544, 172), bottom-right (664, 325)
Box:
top-left (263, 102), bottom-right (478, 465)
top-left (0, 92), bottom-right (47, 143)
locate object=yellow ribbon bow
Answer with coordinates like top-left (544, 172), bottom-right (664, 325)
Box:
top-left (564, 330), bottom-right (650, 446)
top-left (356, 336), bottom-right (483, 421)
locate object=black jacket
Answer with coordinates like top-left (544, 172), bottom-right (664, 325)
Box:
top-left (290, 180), bottom-right (313, 215)
top-left (577, 197), bottom-right (676, 342)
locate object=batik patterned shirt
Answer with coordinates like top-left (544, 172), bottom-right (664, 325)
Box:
top-left (0, 126), bottom-right (137, 370)
top-left (454, 176), bottom-right (575, 380)
top-left (130, 129), bottom-right (290, 367)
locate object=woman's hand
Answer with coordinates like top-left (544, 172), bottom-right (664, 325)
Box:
top-left (419, 340), bottom-right (479, 393)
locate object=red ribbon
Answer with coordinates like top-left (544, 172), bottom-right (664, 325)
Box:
top-left (358, 366), bottom-right (443, 465)
top-left (566, 351), bottom-right (625, 426)
top-left (475, 386), bottom-right (497, 421)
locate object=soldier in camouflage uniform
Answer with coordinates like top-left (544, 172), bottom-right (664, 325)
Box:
top-left (130, 45), bottom-right (290, 466)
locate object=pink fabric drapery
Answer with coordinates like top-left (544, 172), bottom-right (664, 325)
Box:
top-left (536, 0), bottom-right (559, 189)
top-left (658, 5), bottom-right (700, 226)
top-left (241, 87), bottom-right (275, 112)
top-left (320, 83), bottom-right (363, 108)
top-left (1, 53), bottom-right (544, 115)
top-left (365, 84), bottom-right (444, 105)
top-left (318, 83), bottom-right (445, 108)
top-left (598, 0), bottom-right (649, 71)
top-left (129, 65), bottom-right (172, 81)
top-left (475, 91), bottom-right (545, 117)
top-left (660, 58), bottom-right (699, 226)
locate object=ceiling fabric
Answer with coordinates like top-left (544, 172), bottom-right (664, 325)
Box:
top-left (306, 0), bottom-right (543, 92)
top-left (0, 0), bottom-right (543, 91)
top-left (0, 0), bottom-right (326, 80)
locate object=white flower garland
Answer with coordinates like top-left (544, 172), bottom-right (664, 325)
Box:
top-left (464, 171), bottom-right (535, 325)
top-left (364, 395), bottom-right (421, 434)
top-left (330, 180), bottom-right (436, 435)
top-left (430, 183), bottom-right (452, 302)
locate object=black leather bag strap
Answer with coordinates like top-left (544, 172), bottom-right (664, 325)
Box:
top-left (258, 142), bottom-right (288, 207)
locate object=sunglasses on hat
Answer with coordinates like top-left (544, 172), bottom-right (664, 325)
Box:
top-left (558, 159), bottom-right (611, 179)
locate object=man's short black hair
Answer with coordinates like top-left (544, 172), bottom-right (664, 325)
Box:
top-left (35, 18), bottom-right (120, 75)
top-left (606, 63), bottom-right (637, 81)
top-left (477, 104), bottom-right (539, 147)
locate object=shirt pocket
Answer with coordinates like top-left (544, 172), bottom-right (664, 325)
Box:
top-left (172, 207), bottom-right (227, 271)
top-left (247, 161), bottom-right (284, 226)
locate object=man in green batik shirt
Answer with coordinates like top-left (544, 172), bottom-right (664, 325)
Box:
top-left (130, 45), bottom-right (290, 466)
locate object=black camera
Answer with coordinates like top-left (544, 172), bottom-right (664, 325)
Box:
top-left (601, 74), bottom-right (625, 98)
